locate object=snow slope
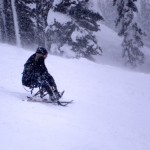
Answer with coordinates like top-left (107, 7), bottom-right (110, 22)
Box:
top-left (0, 43), bottom-right (150, 150)
top-left (95, 24), bottom-right (150, 73)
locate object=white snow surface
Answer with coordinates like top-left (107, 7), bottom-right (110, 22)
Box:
top-left (0, 43), bottom-right (150, 150)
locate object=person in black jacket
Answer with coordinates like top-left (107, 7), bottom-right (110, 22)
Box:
top-left (22, 47), bottom-right (60, 101)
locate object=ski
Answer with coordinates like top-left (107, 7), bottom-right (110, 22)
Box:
top-left (26, 90), bottom-right (73, 106)
top-left (56, 100), bottom-right (73, 106)
top-left (26, 96), bottom-right (73, 106)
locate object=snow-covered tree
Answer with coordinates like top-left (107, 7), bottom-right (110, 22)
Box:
top-left (46, 0), bottom-right (103, 60)
top-left (139, 0), bottom-right (150, 45)
top-left (11, 0), bottom-right (21, 47)
top-left (35, 0), bottom-right (53, 47)
top-left (2, 0), bottom-right (16, 44)
top-left (15, 0), bottom-right (35, 48)
top-left (113, 0), bottom-right (145, 66)
top-left (0, 7), bottom-right (6, 42)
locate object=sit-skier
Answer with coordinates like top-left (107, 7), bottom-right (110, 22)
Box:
top-left (22, 47), bottom-right (61, 101)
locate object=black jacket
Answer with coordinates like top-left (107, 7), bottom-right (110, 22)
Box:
top-left (22, 53), bottom-right (49, 88)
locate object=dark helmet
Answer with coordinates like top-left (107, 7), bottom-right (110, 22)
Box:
top-left (36, 47), bottom-right (48, 55)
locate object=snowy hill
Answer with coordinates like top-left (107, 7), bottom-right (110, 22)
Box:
top-left (95, 24), bottom-right (150, 73)
top-left (0, 43), bottom-right (150, 150)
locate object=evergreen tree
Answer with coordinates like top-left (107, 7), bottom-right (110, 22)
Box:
top-left (35, 0), bottom-right (53, 47)
top-left (46, 0), bottom-right (103, 59)
top-left (3, 0), bottom-right (16, 44)
top-left (45, 20), bottom-right (75, 55)
top-left (0, 7), bottom-right (6, 42)
top-left (140, 0), bottom-right (150, 44)
top-left (15, 0), bottom-right (35, 48)
top-left (113, 0), bottom-right (145, 66)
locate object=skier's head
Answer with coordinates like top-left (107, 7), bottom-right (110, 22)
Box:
top-left (36, 47), bottom-right (48, 58)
